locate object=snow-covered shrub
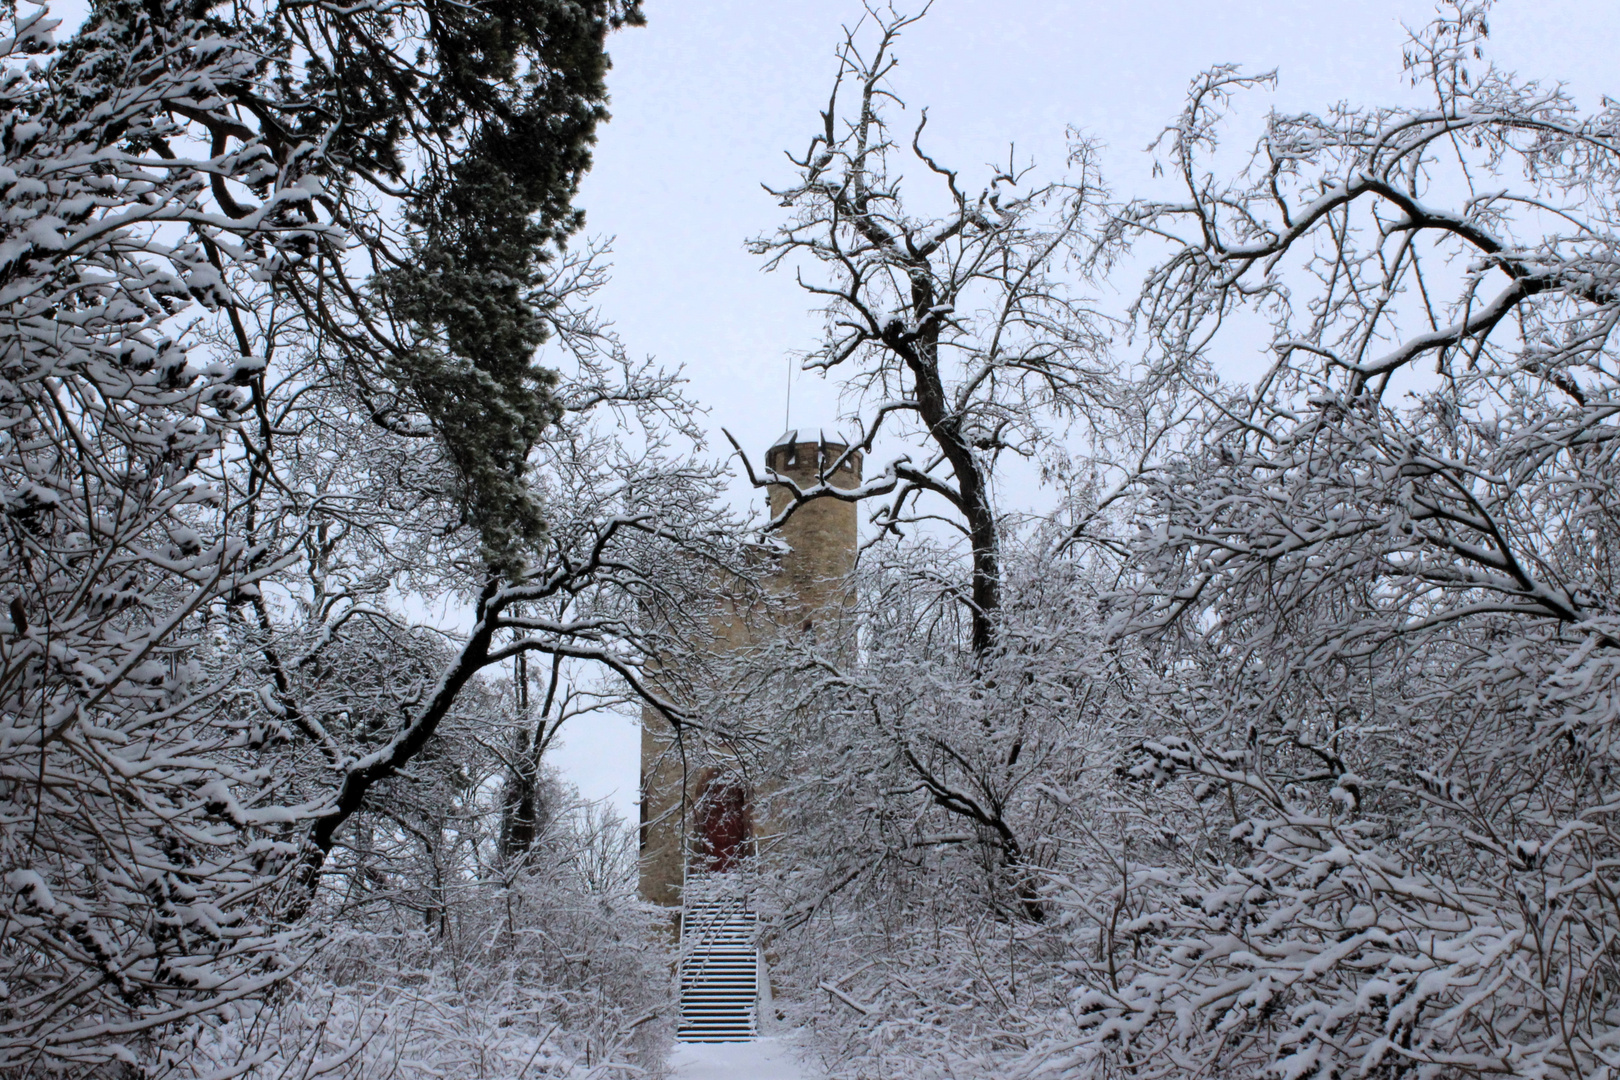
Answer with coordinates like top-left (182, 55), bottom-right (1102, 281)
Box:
top-left (0, 3), bottom-right (333, 1066)
top-left (725, 536), bottom-right (1123, 1080)
top-left (150, 789), bottom-right (673, 1080)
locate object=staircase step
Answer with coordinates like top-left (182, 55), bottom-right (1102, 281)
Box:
top-left (677, 878), bottom-right (760, 1043)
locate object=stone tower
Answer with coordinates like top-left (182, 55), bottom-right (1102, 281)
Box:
top-left (637, 430), bottom-right (862, 908)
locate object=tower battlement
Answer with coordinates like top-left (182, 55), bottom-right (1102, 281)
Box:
top-left (763, 430), bottom-right (861, 626)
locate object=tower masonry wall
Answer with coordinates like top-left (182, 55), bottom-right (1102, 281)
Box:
top-left (763, 437), bottom-right (861, 622)
top-left (637, 434), bottom-right (862, 907)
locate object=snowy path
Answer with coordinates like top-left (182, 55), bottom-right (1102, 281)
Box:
top-left (668, 1038), bottom-right (813, 1080)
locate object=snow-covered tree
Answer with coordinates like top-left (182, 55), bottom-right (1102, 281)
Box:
top-left (737, 6), bottom-right (1120, 946)
top-left (1032, 4), bottom-right (1620, 1077)
top-left (0, 0), bottom-right (734, 1069)
top-left (747, 3), bottom-right (1113, 657)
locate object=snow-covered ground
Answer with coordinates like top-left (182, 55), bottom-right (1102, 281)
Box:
top-left (668, 1038), bottom-right (813, 1080)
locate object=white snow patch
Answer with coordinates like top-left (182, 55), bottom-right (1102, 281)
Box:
top-left (669, 1037), bottom-right (814, 1080)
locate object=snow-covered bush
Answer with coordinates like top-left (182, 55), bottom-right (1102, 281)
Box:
top-left (0, 3), bottom-right (335, 1066)
top-left (147, 782), bottom-right (672, 1080)
top-left (718, 535), bottom-right (1122, 1079)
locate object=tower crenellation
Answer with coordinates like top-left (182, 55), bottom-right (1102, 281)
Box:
top-left (763, 429), bottom-right (861, 625)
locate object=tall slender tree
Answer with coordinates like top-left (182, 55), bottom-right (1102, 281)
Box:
top-left (741, 3), bottom-right (1116, 923)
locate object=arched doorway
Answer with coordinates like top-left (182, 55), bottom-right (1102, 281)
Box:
top-left (694, 775), bottom-right (751, 873)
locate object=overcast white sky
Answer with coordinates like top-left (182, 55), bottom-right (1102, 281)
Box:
top-left (545, 0), bottom-right (1620, 824)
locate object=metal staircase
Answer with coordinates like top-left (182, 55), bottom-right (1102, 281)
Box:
top-left (677, 877), bottom-right (759, 1041)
